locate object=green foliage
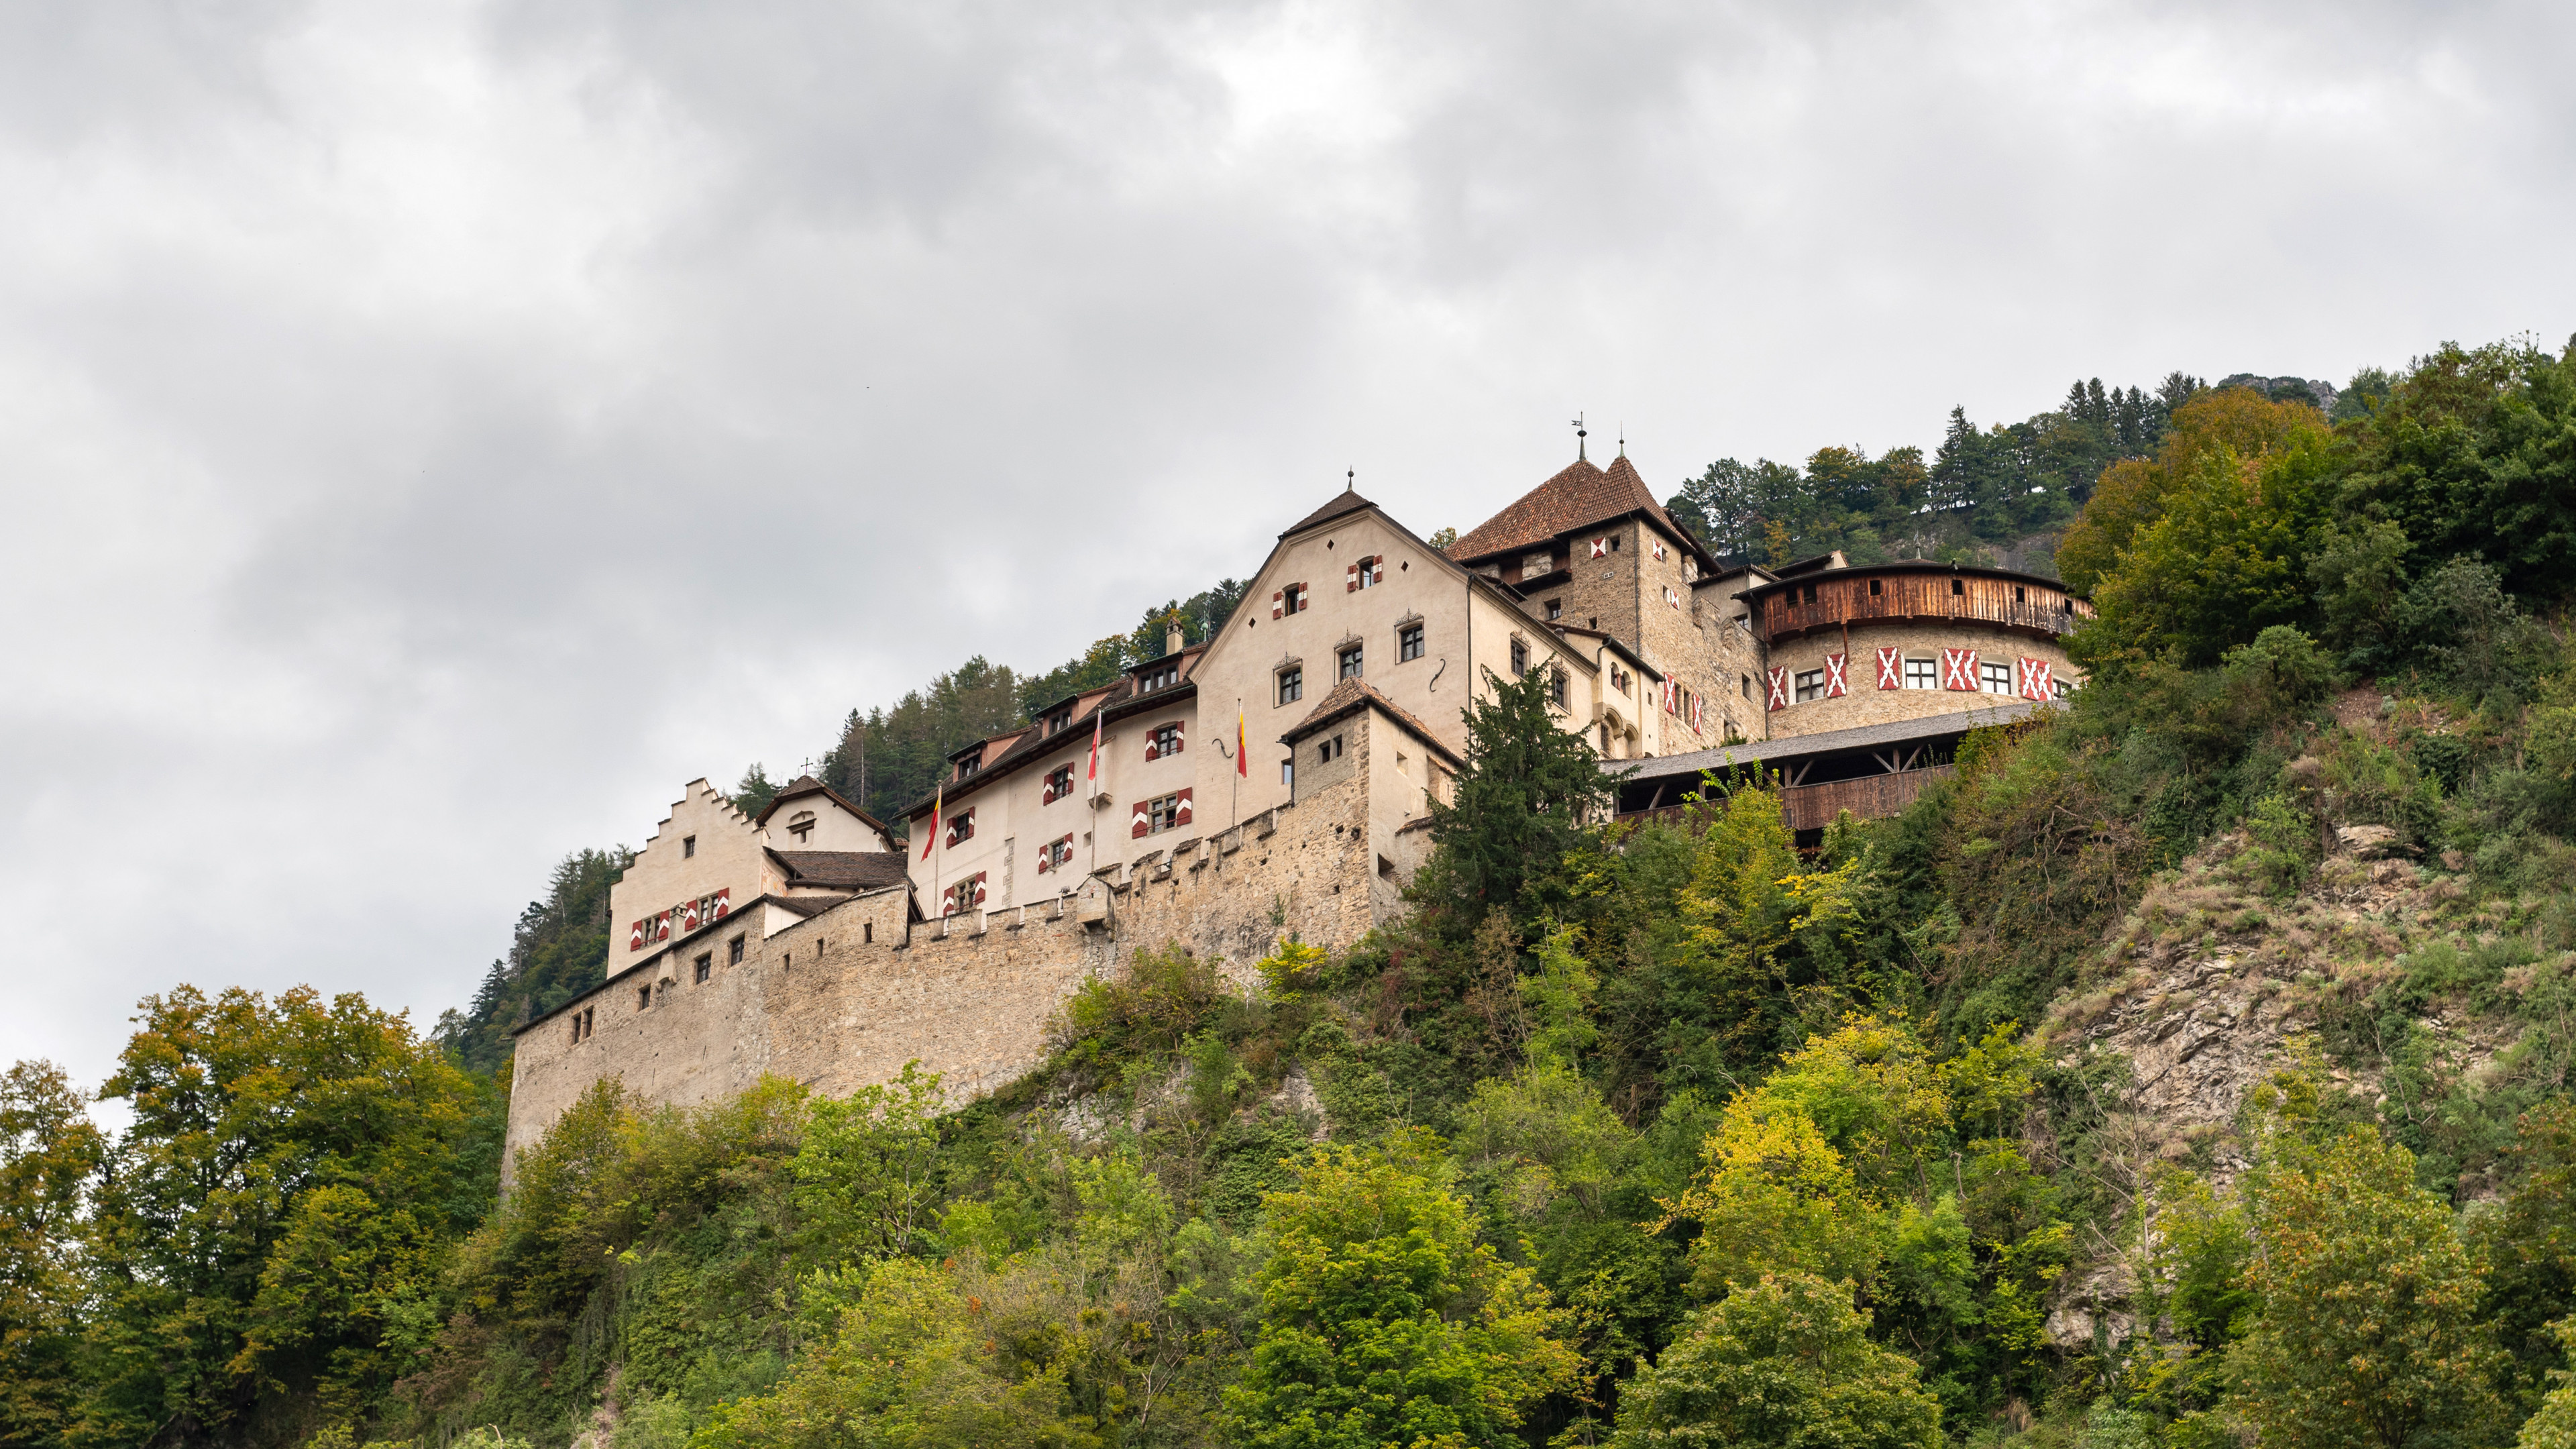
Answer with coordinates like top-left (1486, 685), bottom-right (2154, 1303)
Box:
top-left (1225, 1130), bottom-right (1582, 1449)
top-left (790, 1065), bottom-right (946, 1264)
top-left (2233, 1126), bottom-right (2508, 1449)
top-left (0, 1061), bottom-right (105, 1447)
top-left (1609, 1271), bottom-right (1941, 1449)
top-left (438, 847), bottom-right (631, 1075)
top-left (78, 986), bottom-right (490, 1443)
top-left (1416, 662), bottom-right (1613, 924)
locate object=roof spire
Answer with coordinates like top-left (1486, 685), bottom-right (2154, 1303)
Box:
top-left (1347, 467), bottom-right (1355, 491)
top-left (1571, 412), bottom-right (1587, 462)
top-left (1618, 421), bottom-right (1625, 459)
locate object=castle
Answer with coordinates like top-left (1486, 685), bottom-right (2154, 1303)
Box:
top-left (502, 445), bottom-right (2090, 1169)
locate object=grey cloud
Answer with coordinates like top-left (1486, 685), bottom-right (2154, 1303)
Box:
top-left (2, 0), bottom-right (2570, 1090)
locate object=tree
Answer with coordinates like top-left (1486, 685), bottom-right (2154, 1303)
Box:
top-left (790, 1063), bottom-right (946, 1263)
top-left (79, 987), bottom-right (486, 1444)
top-left (1224, 1131), bottom-right (1581, 1449)
top-left (2231, 1126), bottom-right (2508, 1449)
top-left (0, 1061), bottom-right (105, 1448)
top-left (1415, 661), bottom-right (1613, 924)
top-left (1609, 1271), bottom-right (1941, 1449)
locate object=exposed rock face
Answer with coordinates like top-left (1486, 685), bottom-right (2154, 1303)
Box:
top-left (2033, 837), bottom-right (2447, 1348)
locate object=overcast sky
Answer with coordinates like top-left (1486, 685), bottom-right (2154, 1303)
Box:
top-left (4, 0), bottom-right (2570, 1096)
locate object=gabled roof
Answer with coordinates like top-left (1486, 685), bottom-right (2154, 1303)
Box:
top-left (765, 849), bottom-right (911, 891)
top-left (1281, 486), bottom-right (1377, 538)
top-left (1447, 453), bottom-right (1710, 568)
top-left (1277, 678), bottom-right (1464, 769)
top-left (755, 775), bottom-right (892, 837)
top-left (899, 648), bottom-right (1209, 819)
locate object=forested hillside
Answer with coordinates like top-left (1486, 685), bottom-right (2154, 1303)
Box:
top-left (11, 332), bottom-right (2571, 1449)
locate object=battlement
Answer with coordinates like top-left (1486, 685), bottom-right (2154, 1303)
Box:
top-left (503, 772), bottom-right (1380, 1180)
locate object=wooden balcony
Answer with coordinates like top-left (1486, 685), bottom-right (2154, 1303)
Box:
top-left (1750, 570), bottom-right (2091, 647)
top-left (1615, 765), bottom-right (1953, 835)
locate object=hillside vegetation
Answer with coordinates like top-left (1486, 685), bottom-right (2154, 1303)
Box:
top-left (6, 333), bottom-right (2575, 1449)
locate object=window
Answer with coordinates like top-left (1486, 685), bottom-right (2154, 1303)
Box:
top-left (787, 810), bottom-right (816, 843)
top-left (2014, 586), bottom-right (2027, 603)
top-left (2053, 678), bottom-right (2072, 699)
top-left (956, 753), bottom-right (981, 780)
top-left (1316, 735), bottom-right (1344, 763)
top-left (1281, 759), bottom-right (1295, 787)
top-left (1904, 656), bottom-right (1937, 690)
top-left (638, 985), bottom-right (651, 1011)
top-left (863, 922), bottom-right (873, 943)
top-left (1951, 576), bottom-right (1966, 596)
top-left (728, 934), bottom-right (745, 965)
top-left (1741, 674), bottom-right (1752, 699)
top-left (1039, 836), bottom-right (1075, 872)
top-left (1044, 763), bottom-right (1075, 803)
top-left (946, 810), bottom-right (975, 847)
top-left (1549, 666), bottom-right (1568, 708)
top-left (1599, 722), bottom-right (1611, 751)
top-left (694, 953), bottom-right (712, 984)
top-left (1545, 598), bottom-right (1563, 621)
top-left (1509, 637), bottom-right (1529, 676)
top-left (1982, 661), bottom-right (2014, 694)
top-left (1399, 625), bottom-right (1424, 661)
top-left (682, 835), bottom-right (696, 858)
top-left (1795, 669), bottom-right (1826, 703)
top-left (1139, 661), bottom-right (1180, 691)
top-left (1354, 555), bottom-right (1383, 588)
top-left (1148, 793), bottom-right (1185, 831)
top-left (1044, 706), bottom-right (1072, 735)
top-left (1148, 721), bottom-right (1183, 757)
top-left (1612, 665), bottom-right (1631, 696)
top-left (1281, 582), bottom-right (1307, 614)
top-left (1801, 584), bottom-right (1817, 604)
top-left (1338, 643), bottom-right (1363, 679)
top-left (1869, 578), bottom-right (1882, 596)
top-left (1277, 666), bottom-right (1303, 704)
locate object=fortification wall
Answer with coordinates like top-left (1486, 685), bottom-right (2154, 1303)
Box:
top-left (502, 771), bottom-right (1381, 1179)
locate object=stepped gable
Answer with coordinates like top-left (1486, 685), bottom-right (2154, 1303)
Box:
top-left (1281, 484), bottom-right (1376, 538)
top-left (1278, 677), bottom-right (1462, 766)
top-left (767, 849), bottom-right (910, 890)
top-left (1446, 452), bottom-right (1699, 565)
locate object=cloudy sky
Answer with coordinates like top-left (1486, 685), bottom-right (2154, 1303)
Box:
top-left (4, 0), bottom-right (2569, 1094)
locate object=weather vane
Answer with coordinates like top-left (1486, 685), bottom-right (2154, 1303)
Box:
top-left (1571, 412), bottom-right (1587, 461)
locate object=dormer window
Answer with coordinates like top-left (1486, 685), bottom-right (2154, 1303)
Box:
top-left (956, 755), bottom-right (981, 780)
top-left (787, 810), bottom-right (816, 843)
top-left (1044, 706), bottom-right (1073, 735)
top-left (1139, 661), bottom-right (1181, 692)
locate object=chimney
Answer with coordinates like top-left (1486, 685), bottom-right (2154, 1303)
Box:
top-left (1165, 619), bottom-right (1186, 655)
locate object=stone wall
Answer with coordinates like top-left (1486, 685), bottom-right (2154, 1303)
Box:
top-left (502, 765), bottom-right (1383, 1181)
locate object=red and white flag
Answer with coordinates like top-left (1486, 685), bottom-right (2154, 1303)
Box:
top-left (1087, 710), bottom-right (1103, 784)
top-left (920, 782), bottom-right (941, 861)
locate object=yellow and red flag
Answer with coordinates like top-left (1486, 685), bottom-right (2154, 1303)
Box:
top-left (920, 782), bottom-right (941, 860)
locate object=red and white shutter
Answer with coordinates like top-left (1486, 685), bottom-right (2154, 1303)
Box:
top-left (1876, 647), bottom-right (1901, 690)
top-left (1824, 653), bottom-right (1848, 698)
top-left (1346, 562), bottom-right (1359, 592)
top-left (1690, 693), bottom-right (1704, 732)
top-left (1766, 667), bottom-right (1788, 712)
top-left (711, 889), bottom-right (729, 919)
top-left (1175, 788), bottom-right (1194, 825)
top-left (1036, 843), bottom-right (1050, 875)
top-left (1653, 539), bottom-right (1667, 560)
top-left (1142, 733), bottom-right (1159, 763)
top-left (1271, 590), bottom-right (1284, 620)
top-left (682, 899), bottom-right (701, 932)
top-left (1171, 722), bottom-right (1184, 754)
top-left (969, 873), bottom-right (987, 908)
top-left (1590, 537), bottom-right (1607, 559)
top-left (629, 920), bottom-right (645, 951)
top-left (1941, 648), bottom-right (1977, 691)
top-left (2019, 657), bottom-right (2053, 699)
top-left (1130, 801), bottom-right (1150, 839)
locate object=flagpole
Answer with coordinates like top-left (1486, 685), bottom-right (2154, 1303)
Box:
top-left (1231, 696), bottom-right (1242, 832)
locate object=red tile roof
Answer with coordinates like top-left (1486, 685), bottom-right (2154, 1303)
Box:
top-left (1448, 453), bottom-right (1701, 566)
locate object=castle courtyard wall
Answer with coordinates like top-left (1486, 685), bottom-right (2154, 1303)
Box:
top-left (503, 768), bottom-right (1381, 1181)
